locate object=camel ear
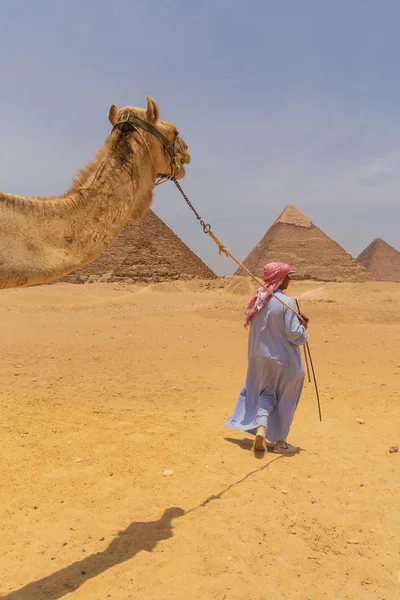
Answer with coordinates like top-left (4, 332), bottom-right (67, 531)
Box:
top-left (145, 95), bottom-right (160, 123)
top-left (108, 104), bottom-right (119, 125)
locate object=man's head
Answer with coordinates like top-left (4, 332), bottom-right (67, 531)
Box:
top-left (263, 262), bottom-right (293, 290)
top-left (244, 261), bottom-right (294, 327)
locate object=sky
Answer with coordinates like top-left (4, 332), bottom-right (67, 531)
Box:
top-left (0, 0), bottom-right (399, 275)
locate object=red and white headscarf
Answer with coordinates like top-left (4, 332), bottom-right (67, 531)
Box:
top-left (244, 262), bottom-right (292, 327)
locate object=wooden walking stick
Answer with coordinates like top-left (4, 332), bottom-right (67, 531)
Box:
top-left (295, 299), bottom-right (322, 422)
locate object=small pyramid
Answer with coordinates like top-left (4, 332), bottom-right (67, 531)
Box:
top-left (236, 204), bottom-right (374, 282)
top-left (61, 210), bottom-right (216, 284)
top-left (357, 239), bottom-right (400, 282)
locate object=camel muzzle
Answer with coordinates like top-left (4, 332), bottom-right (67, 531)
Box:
top-left (113, 112), bottom-right (189, 179)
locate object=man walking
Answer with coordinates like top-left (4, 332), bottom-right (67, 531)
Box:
top-left (225, 262), bottom-right (308, 453)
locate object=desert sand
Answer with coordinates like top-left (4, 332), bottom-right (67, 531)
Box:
top-left (0, 278), bottom-right (399, 600)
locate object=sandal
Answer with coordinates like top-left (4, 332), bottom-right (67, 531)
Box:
top-left (273, 442), bottom-right (297, 454)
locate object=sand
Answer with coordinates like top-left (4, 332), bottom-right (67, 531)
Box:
top-left (0, 279), bottom-right (399, 600)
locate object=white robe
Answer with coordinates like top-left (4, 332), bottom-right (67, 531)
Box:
top-left (225, 290), bottom-right (307, 442)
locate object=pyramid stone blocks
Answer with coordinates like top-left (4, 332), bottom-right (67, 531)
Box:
top-left (236, 204), bottom-right (374, 282)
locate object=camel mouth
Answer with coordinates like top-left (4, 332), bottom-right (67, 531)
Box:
top-left (180, 151), bottom-right (191, 166)
top-left (163, 136), bottom-right (189, 180)
top-left (174, 165), bottom-right (187, 180)
top-left (155, 137), bottom-right (189, 180)
top-left (176, 137), bottom-right (190, 164)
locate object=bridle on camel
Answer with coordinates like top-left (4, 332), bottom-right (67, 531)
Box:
top-left (112, 112), bottom-right (181, 181)
top-left (112, 113), bottom-right (322, 421)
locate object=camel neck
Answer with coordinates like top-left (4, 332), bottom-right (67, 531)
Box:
top-left (0, 132), bottom-right (155, 288)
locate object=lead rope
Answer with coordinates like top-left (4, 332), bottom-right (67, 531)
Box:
top-left (172, 179), bottom-right (299, 316)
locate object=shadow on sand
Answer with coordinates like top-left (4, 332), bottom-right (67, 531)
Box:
top-left (1, 508), bottom-right (184, 600)
top-left (1, 456), bottom-right (282, 600)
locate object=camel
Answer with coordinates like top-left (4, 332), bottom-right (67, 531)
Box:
top-left (0, 96), bottom-right (190, 289)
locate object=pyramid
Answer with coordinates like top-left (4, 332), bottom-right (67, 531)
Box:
top-left (61, 210), bottom-right (216, 284)
top-left (236, 204), bottom-right (374, 282)
top-left (357, 239), bottom-right (400, 282)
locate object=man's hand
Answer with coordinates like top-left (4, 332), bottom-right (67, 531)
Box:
top-left (299, 313), bottom-right (309, 329)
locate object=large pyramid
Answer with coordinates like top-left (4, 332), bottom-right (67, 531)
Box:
top-left (357, 239), bottom-right (400, 282)
top-left (236, 204), bottom-right (374, 282)
top-left (61, 210), bottom-right (216, 284)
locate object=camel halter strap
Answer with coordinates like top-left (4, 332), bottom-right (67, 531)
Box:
top-left (113, 113), bottom-right (175, 157)
top-left (112, 113), bottom-right (181, 182)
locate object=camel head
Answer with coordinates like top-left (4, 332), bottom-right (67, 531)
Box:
top-left (108, 96), bottom-right (190, 181)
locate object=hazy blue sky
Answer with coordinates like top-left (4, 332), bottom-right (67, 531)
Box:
top-left (1, 0), bottom-right (399, 274)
